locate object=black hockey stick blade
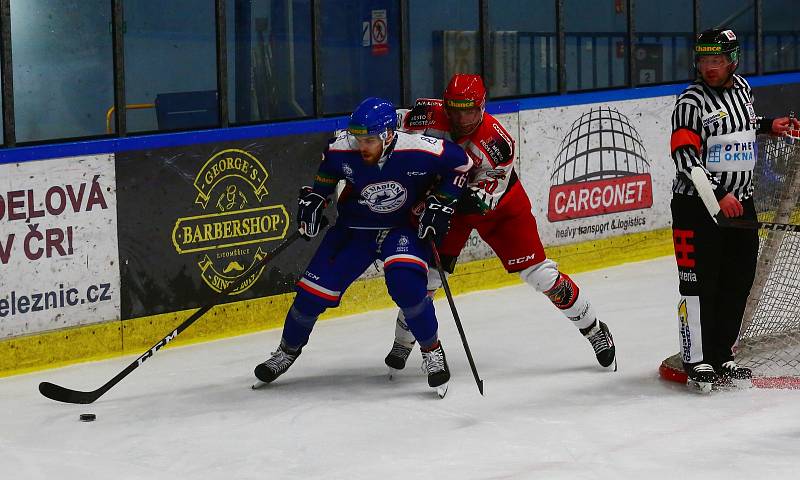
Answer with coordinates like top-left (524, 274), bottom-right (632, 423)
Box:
top-left (718, 218), bottom-right (800, 232)
top-left (39, 381), bottom-right (100, 404)
top-left (429, 240), bottom-right (484, 396)
top-left (690, 167), bottom-right (800, 232)
top-left (37, 221), bottom-right (321, 404)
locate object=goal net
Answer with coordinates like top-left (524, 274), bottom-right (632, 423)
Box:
top-left (734, 133), bottom-right (800, 386)
top-left (660, 132), bottom-right (800, 388)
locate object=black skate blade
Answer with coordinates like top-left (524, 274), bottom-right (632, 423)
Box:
top-left (387, 367), bottom-right (400, 381)
top-left (251, 381), bottom-right (268, 390)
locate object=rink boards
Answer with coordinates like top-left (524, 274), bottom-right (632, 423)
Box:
top-left (2, 74), bottom-right (799, 376)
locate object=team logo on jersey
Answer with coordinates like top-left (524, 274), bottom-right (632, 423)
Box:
top-left (702, 110), bottom-right (728, 128)
top-left (397, 235), bottom-right (410, 252)
top-left (358, 181), bottom-right (408, 213)
top-left (172, 149), bottom-right (289, 295)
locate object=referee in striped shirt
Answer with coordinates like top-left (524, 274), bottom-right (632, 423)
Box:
top-left (670, 28), bottom-right (799, 389)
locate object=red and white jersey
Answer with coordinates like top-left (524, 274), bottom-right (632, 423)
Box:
top-left (398, 98), bottom-right (517, 209)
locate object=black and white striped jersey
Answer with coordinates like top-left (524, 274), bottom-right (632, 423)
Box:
top-left (670, 74), bottom-right (772, 201)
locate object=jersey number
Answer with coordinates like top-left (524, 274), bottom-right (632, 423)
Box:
top-left (453, 173), bottom-right (467, 188)
top-left (476, 178), bottom-right (499, 193)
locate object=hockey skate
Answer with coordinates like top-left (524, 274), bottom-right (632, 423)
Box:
top-left (716, 360), bottom-right (753, 389)
top-left (421, 342), bottom-right (450, 399)
top-left (686, 363), bottom-right (717, 394)
top-left (385, 314), bottom-right (418, 379)
top-left (252, 344), bottom-right (301, 389)
top-left (385, 341), bottom-right (414, 379)
top-left (581, 320), bottom-right (617, 371)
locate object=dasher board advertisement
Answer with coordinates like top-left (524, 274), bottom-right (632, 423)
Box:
top-left (115, 134), bottom-right (330, 320)
top-left (519, 96), bottom-right (675, 246)
top-left (0, 154), bottom-right (120, 338)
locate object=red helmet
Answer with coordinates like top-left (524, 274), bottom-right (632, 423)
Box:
top-left (444, 74), bottom-right (486, 110)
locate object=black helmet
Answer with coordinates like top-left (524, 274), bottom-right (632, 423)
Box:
top-left (695, 28), bottom-right (740, 65)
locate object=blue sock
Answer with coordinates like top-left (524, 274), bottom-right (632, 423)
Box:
top-left (385, 268), bottom-right (438, 349)
top-left (281, 295), bottom-right (327, 351)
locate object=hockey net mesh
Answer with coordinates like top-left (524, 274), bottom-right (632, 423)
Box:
top-left (734, 135), bottom-right (800, 382)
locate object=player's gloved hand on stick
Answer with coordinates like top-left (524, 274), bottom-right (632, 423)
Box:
top-left (297, 186), bottom-right (327, 238)
top-left (459, 186), bottom-right (497, 215)
top-left (770, 116), bottom-right (800, 136)
top-left (418, 195), bottom-right (456, 245)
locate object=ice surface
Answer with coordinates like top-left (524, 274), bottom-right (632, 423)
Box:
top-left (2, 257), bottom-right (798, 479)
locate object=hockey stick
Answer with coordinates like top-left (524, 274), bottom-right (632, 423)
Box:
top-left (429, 240), bottom-right (484, 395)
top-left (713, 218), bottom-right (800, 232)
top-left (39, 220), bottom-right (326, 404)
top-left (690, 167), bottom-right (800, 231)
top-left (690, 167), bottom-right (724, 221)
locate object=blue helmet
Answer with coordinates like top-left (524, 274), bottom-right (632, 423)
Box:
top-left (348, 97), bottom-right (397, 137)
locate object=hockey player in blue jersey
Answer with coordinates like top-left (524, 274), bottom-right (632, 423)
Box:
top-left (253, 97), bottom-right (472, 396)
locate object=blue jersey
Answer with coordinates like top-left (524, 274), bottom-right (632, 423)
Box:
top-left (312, 131), bottom-right (471, 229)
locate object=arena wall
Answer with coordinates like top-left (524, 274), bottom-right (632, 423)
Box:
top-left (2, 74), bottom-right (799, 377)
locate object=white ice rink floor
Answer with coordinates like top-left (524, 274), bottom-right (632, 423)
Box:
top-left (2, 256), bottom-right (799, 480)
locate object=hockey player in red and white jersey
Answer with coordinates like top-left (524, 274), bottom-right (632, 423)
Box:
top-left (385, 73), bottom-right (617, 374)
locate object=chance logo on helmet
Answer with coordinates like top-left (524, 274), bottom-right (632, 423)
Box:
top-left (348, 97), bottom-right (397, 138)
top-left (444, 74), bottom-right (487, 110)
top-left (695, 45), bottom-right (722, 53)
top-left (694, 28), bottom-right (740, 63)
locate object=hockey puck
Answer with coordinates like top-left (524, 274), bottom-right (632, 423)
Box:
top-left (79, 413), bottom-right (96, 422)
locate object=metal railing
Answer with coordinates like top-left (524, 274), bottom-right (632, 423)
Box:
top-left (105, 103), bottom-right (155, 134)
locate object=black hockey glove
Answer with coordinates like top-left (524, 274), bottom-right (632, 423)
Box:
top-left (458, 187), bottom-right (491, 215)
top-left (297, 187), bottom-right (327, 239)
top-left (418, 195), bottom-right (456, 246)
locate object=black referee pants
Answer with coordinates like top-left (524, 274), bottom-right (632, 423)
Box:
top-left (670, 194), bottom-right (759, 371)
